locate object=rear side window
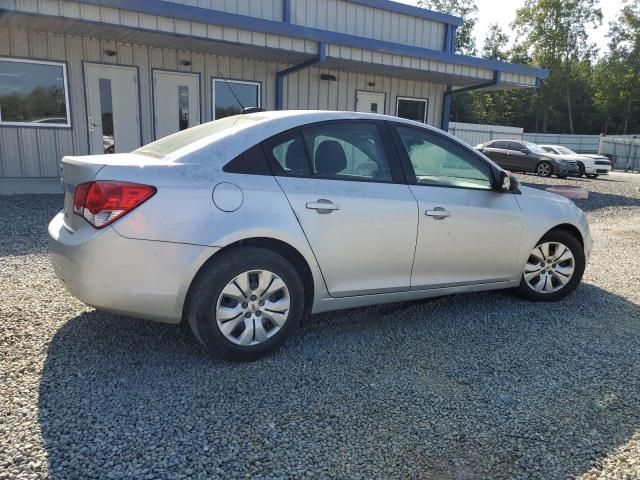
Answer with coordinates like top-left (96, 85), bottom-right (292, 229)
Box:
top-left (302, 122), bottom-right (392, 182)
top-left (264, 122), bottom-right (394, 183)
top-left (492, 141), bottom-right (508, 149)
top-left (267, 132), bottom-right (312, 177)
top-left (223, 145), bottom-right (271, 175)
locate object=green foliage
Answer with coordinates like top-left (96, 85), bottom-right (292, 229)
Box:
top-left (417, 0), bottom-right (478, 55)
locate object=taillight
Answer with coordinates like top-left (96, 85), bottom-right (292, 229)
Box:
top-left (73, 181), bottom-right (156, 228)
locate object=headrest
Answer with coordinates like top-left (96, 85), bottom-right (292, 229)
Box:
top-left (285, 138), bottom-right (308, 174)
top-left (315, 140), bottom-right (347, 177)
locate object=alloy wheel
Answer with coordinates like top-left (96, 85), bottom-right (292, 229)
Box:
top-left (537, 162), bottom-right (551, 177)
top-left (524, 242), bottom-right (575, 293)
top-left (216, 269), bottom-right (290, 346)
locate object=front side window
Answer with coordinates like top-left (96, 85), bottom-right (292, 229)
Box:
top-left (0, 58), bottom-right (70, 127)
top-left (396, 97), bottom-right (428, 123)
top-left (508, 142), bottom-right (525, 152)
top-left (395, 126), bottom-right (493, 190)
top-left (266, 122), bottom-right (393, 182)
top-left (212, 79), bottom-right (260, 120)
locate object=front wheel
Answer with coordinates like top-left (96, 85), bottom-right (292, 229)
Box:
top-left (515, 230), bottom-right (585, 302)
top-left (187, 247), bottom-right (305, 361)
top-left (536, 161), bottom-right (553, 177)
top-left (577, 162), bottom-right (586, 177)
top-left (586, 174), bottom-right (599, 179)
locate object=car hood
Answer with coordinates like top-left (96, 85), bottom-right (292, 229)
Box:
top-left (519, 185), bottom-right (574, 205)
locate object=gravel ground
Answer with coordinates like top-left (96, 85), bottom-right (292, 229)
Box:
top-left (1, 171), bottom-right (639, 479)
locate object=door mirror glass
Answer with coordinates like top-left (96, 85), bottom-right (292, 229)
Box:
top-left (520, 148), bottom-right (529, 154)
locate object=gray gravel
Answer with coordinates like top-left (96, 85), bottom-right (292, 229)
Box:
top-left (1, 172), bottom-right (640, 479)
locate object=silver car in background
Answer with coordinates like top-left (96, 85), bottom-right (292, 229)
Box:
top-left (49, 111), bottom-right (592, 361)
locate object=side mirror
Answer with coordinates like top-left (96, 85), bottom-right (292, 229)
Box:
top-left (520, 148), bottom-right (529, 154)
top-left (498, 171), bottom-right (519, 193)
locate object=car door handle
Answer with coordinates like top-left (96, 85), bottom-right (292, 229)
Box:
top-left (425, 207), bottom-right (451, 220)
top-left (306, 199), bottom-right (340, 214)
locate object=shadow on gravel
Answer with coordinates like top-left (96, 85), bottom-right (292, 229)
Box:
top-left (39, 284), bottom-right (640, 479)
top-left (521, 181), bottom-right (640, 212)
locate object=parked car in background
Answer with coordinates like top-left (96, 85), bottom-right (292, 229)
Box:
top-left (539, 145), bottom-right (612, 178)
top-left (49, 111), bottom-right (591, 361)
top-left (476, 140), bottom-right (579, 178)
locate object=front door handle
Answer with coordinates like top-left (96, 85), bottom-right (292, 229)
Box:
top-left (306, 199), bottom-right (339, 214)
top-left (425, 207), bottom-right (451, 220)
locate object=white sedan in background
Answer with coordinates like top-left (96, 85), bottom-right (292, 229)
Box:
top-left (539, 144), bottom-right (612, 178)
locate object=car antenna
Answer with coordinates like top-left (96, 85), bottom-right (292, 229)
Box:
top-left (218, 71), bottom-right (245, 111)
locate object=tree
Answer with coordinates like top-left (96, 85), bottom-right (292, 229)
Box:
top-left (482, 24), bottom-right (510, 61)
top-left (607, 0), bottom-right (640, 133)
top-left (417, 0), bottom-right (478, 55)
top-left (512, 0), bottom-right (602, 133)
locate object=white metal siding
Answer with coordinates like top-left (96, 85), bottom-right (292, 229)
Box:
top-left (284, 67), bottom-right (445, 126)
top-left (292, 0), bottom-right (446, 50)
top-left (0, 27), bottom-right (448, 179)
top-left (165, 0), bottom-right (285, 21)
top-left (0, 27), bottom-right (286, 178)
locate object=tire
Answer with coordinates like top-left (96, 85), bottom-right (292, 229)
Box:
top-left (536, 161), bottom-right (553, 177)
top-left (514, 230), bottom-right (585, 302)
top-left (577, 162), bottom-right (586, 177)
top-left (556, 174), bottom-right (567, 179)
top-left (586, 174), bottom-right (599, 179)
top-left (187, 247), bottom-right (305, 361)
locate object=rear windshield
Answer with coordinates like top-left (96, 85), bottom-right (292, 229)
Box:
top-left (135, 116), bottom-right (258, 159)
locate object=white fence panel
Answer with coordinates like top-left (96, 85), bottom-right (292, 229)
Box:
top-left (599, 136), bottom-right (640, 171)
top-left (522, 133), bottom-right (600, 153)
top-left (448, 122), bottom-right (523, 146)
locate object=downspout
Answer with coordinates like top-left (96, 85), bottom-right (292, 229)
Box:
top-left (441, 70), bottom-right (501, 132)
top-left (276, 42), bottom-right (327, 110)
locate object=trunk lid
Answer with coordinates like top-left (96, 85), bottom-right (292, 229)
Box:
top-left (60, 153), bottom-right (159, 231)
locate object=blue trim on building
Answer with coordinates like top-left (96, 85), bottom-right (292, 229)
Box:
top-left (441, 72), bottom-right (501, 131)
top-left (283, 0), bottom-right (291, 23)
top-left (75, 0), bottom-right (548, 80)
top-left (276, 42), bottom-right (327, 110)
top-left (344, 0), bottom-right (462, 26)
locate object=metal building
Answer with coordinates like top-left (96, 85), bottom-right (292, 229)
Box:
top-left (0, 0), bottom-right (548, 193)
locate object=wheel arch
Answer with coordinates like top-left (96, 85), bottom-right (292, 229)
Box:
top-left (543, 223), bottom-right (584, 246)
top-left (182, 237), bottom-right (315, 322)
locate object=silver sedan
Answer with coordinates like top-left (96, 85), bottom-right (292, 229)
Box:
top-left (49, 111), bottom-right (592, 360)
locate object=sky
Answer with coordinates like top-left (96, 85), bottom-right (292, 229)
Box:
top-left (393, 0), bottom-right (625, 55)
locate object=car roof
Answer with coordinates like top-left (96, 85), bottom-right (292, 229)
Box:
top-left (162, 110), bottom-right (470, 164)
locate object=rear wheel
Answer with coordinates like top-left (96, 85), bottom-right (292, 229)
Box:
top-left (536, 161), bottom-right (552, 177)
top-left (515, 230), bottom-right (585, 302)
top-left (187, 247), bottom-right (304, 361)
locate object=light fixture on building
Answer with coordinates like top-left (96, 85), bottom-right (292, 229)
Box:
top-left (320, 74), bottom-right (337, 81)
top-left (104, 49), bottom-right (117, 57)
top-left (180, 60), bottom-right (192, 67)
top-left (367, 81), bottom-right (376, 87)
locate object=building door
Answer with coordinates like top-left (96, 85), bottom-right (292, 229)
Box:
top-left (153, 71), bottom-right (200, 139)
top-left (356, 91), bottom-right (386, 114)
top-left (85, 63), bottom-right (141, 154)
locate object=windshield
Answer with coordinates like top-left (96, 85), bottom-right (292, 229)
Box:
top-left (135, 116), bottom-right (258, 159)
top-left (556, 146), bottom-right (576, 155)
top-left (524, 142), bottom-right (548, 155)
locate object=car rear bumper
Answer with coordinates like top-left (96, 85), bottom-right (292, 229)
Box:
top-left (48, 212), bottom-right (219, 324)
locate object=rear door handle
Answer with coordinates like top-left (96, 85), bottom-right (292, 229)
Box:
top-left (425, 207), bottom-right (451, 220)
top-left (306, 199), bottom-right (340, 214)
